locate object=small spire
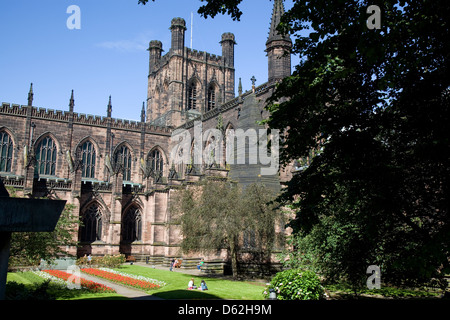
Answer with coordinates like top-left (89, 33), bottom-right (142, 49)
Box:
top-left (266, 0), bottom-right (292, 83)
top-left (107, 96), bottom-right (112, 117)
top-left (141, 102), bottom-right (146, 123)
top-left (69, 90), bottom-right (75, 112)
top-left (238, 78), bottom-right (243, 96)
top-left (267, 0), bottom-right (291, 45)
top-left (27, 83), bottom-right (34, 106)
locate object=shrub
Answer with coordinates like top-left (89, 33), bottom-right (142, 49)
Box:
top-left (263, 269), bottom-right (324, 300)
top-left (76, 255), bottom-right (88, 266)
top-left (102, 254), bottom-right (126, 268)
top-left (76, 254), bottom-right (126, 268)
top-left (5, 280), bottom-right (55, 300)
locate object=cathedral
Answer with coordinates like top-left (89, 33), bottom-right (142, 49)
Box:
top-left (0, 1), bottom-right (294, 269)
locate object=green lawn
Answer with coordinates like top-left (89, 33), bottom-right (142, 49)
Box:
top-left (6, 265), bottom-right (267, 300)
top-left (7, 272), bottom-right (35, 285)
top-left (115, 265), bottom-right (267, 300)
top-left (7, 265), bottom-right (444, 300)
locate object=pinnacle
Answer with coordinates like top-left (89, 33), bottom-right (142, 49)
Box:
top-left (267, 0), bottom-right (291, 45)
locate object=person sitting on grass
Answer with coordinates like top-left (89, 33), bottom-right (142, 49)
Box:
top-left (188, 278), bottom-right (197, 290)
top-left (199, 280), bottom-right (208, 291)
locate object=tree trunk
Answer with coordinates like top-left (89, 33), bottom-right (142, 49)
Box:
top-left (230, 240), bottom-right (239, 279)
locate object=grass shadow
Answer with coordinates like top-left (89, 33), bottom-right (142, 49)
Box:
top-left (152, 289), bottom-right (224, 300)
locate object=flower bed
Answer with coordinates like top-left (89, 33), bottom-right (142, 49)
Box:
top-left (33, 270), bottom-right (69, 288)
top-left (41, 270), bottom-right (116, 293)
top-left (81, 268), bottom-right (165, 291)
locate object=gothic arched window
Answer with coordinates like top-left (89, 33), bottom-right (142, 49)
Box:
top-left (80, 140), bottom-right (96, 178)
top-left (187, 81), bottom-right (198, 111)
top-left (80, 203), bottom-right (103, 243)
top-left (35, 136), bottom-right (57, 176)
top-left (0, 131), bottom-right (13, 173)
top-left (147, 149), bottom-right (164, 176)
top-left (207, 85), bottom-right (216, 111)
top-left (114, 145), bottom-right (132, 181)
top-left (122, 206), bottom-right (142, 243)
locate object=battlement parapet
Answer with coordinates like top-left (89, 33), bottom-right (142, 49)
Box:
top-left (1, 103), bottom-right (29, 116)
top-left (73, 113), bottom-right (106, 126)
top-left (33, 107), bottom-right (71, 121)
top-left (186, 48), bottom-right (223, 63)
top-left (1, 102), bottom-right (172, 135)
top-left (75, 112), bottom-right (171, 134)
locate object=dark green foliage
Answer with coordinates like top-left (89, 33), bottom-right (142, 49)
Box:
top-left (138, 0), bottom-right (244, 20)
top-left (5, 280), bottom-right (54, 300)
top-left (263, 269), bottom-right (324, 300)
top-left (269, 0), bottom-right (450, 288)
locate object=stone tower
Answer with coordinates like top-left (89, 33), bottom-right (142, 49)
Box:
top-left (220, 32), bottom-right (236, 102)
top-left (148, 40), bottom-right (163, 76)
top-left (170, 17), bottom-right (186, 55)
top-left (146, 18), bottom-right (235, 127)
top-left (266, 0), bottom-right (292, 83)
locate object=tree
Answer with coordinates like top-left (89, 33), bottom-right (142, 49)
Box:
top-left (170, 179), bottom-right (283, 278)
top-left (9, 203), bottom-right (79, 267)
top-left (265, 0), bottom-right (450, 287)
top-left (137, 0), bottom-right (244, 21)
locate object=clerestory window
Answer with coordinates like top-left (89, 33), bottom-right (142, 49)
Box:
top-left (80, 141), bottom-right (96, 178)
top-left (187, 82), bottom-right (198, 110)
top-left (114, 145), bottom-right (132, 181)
top-left (35, 136), bottom-right (57, 176)
top-left (207, 85), bottom-right (216, 111)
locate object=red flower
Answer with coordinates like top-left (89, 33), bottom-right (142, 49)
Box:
top-left (81, 268), bottom-right (161, 291)
top-left (43, 270), bottom-right (116, 293)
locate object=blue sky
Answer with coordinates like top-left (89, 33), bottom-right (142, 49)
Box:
top-left (0, 0), bottom-right (297, 121)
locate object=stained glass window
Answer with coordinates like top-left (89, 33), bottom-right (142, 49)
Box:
top-left (35, 136), bottom-right (57, 175)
